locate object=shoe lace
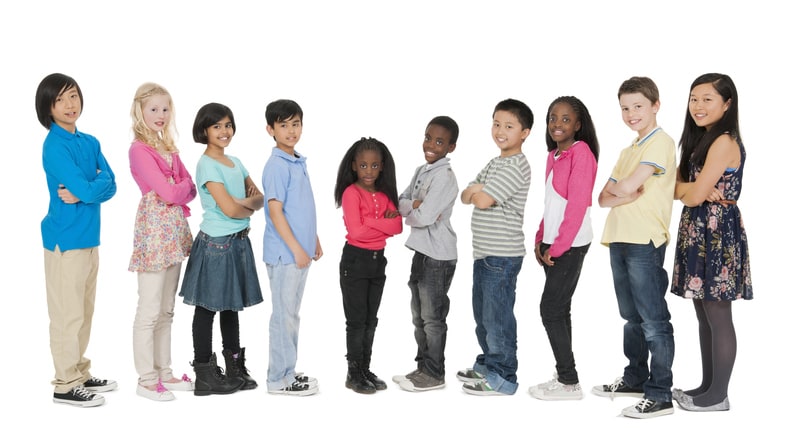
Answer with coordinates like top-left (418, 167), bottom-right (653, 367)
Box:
top-left (608, 377), bottom-right (625, 392)
top-left (635, 399), bottom-right (655, 412)
top-left (362, 368), bottom-right (379, 381)
top-left (289, 380), bottom-right (310, 391)
top-left (72, 386), bottom-right (95, 400)
top-left (155, 381), bottom-right (169, 394)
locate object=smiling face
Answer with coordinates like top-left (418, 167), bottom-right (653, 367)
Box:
top-left (142, 94), bottom-right (171, 133)
top-left (547, 102), bottom-right (580, 151)
top-left (352, 149), bottom-right (383, 192)
top-left (423, 124), bottom-right (455, 164)
top-left (266, 115), bottom-right (302, 154)
top-left (689, 82), bottom-right (730, 129)
top-left (205, 116), bottom-right (234, 151)
top-left (619, 92), bottom-right (659, 139)
top-left (491, 110), bottom-right (529, 156)
top-left (50, 85), bottom-right (82, 133)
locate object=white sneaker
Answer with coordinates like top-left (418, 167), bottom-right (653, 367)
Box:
top-left (136, 383), bottom-right (175, 402)
top-left (528, 378), bottom-right (583, 400)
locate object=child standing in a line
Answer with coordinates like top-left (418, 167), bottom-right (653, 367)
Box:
top-left (394, 116), bottom-right (460, 392)
top-left (528, 96), bottom-right (599, 401)
top-left (128, 83), bottom-right (197, 401)
top-left (593, 76), bottom-right (676, 419)
top-left (180, 102), bottom-right (264, 396)
top-left (334, 137), bottom-right (402, 394)
top-left (458, 99), bottom-right (533, 396)
top-left (262, 99), bottom-right (322, 396)
top-left (36, 73), bottom-right (118, 407)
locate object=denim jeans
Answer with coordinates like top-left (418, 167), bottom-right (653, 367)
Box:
top-left (609, 241), bottom-right (674, 403)
top-left (538, 243), bottom-right (589, 385)
top-left (339, 243), bottom-right (387, 363)
top-left (471, 256), bottom-right (523, 395)
top-left (266, 261), bottom-right (310, 391)
top-left (408, 251), bottom-right (456, 379)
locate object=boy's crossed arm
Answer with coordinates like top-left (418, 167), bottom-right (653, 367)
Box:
top-left (461, 183), bottom-right (496, 209)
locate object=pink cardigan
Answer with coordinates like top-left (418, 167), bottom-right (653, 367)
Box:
top-left (342, 184), bottom-right (402, 250)
top-left (129, 140), bottom-right (196, 216)
top-left (534, 141), bottom-right (597, 257)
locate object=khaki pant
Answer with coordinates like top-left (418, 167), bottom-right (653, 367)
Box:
top-left (44, 246), bottom-right (98, 394)
top-left (133, 264), bottom-right (181, 386)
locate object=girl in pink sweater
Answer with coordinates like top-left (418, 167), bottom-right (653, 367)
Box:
top-left (529, 96), bottom-right (599, 401)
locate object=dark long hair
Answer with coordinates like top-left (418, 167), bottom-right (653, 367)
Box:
top-left (678, 73), bottom-right (741, 181)
top-left (334, 137), bottom-right (398, 207)
top-left (544, 96), bottom-right (600, 160)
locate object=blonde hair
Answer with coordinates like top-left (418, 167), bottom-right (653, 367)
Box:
top-left (131, 82), bottom-right (178, 152)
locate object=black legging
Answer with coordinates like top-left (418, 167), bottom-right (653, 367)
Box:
top-left (192, 306), bottom-right (240, 364)
top-left (685, 299), bottom-right (736, 406)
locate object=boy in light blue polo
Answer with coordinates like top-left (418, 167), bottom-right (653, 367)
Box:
top-left (262, 99), bottom-right (322, 396)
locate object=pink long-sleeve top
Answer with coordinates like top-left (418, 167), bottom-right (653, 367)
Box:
top-left (534, 141), bottom-right (597, 257)
top-left (342, 184), bottom-right (403, 250)
top-left (129, 140), bottom-right (196, 216)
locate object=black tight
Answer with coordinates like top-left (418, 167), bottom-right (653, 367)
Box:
top-left (192, 306), bottom-right (240, 363)
top-left (685, 299), bottom-right (736, 406)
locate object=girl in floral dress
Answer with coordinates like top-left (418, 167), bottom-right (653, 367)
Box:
top-left (128, 83), bottom-right (197, 401)
top-left (671, 73), bottom-right (753, 412)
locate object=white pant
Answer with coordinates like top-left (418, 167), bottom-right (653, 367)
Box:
top-left (133, 264), bottom-right (182, 386)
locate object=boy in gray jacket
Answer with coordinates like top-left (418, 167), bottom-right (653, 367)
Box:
top-left (393, 116), bottom-right (460, 392)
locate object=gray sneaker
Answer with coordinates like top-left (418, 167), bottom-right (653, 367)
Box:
top-left (456, 368), bottom-right (484, 384)
top-left (528, 378), bottom-right (583, 401)
top-left (399, 371), bottom-right (445, 392)
top-left (392, 369), bottom-right (421, 384)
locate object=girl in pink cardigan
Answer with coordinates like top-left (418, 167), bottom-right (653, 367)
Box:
top-left (128, 83), bottom-right (197, 401)
top-left (529, 96), bottom-right (599, 401)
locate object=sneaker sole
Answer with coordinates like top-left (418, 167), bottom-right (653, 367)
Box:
top-left (529, 390), bottom-right (584, 401)
top-left (267, 388), bottom-right (318, 396)
top-left (53, 397), bottom-right (105, 407)
top-left (399, 380), bottom-right (446, 392)
top-left (83, 383), bottom-right (118, 393)
top-left (622, 407), bottom-right (674, 418)
top-left (591, 389), bottom-right (644, 398)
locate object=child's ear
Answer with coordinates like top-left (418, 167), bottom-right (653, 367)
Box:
top-left (266, 125), bottom-right (275, 138)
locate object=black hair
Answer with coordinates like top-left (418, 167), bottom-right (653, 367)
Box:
top-left (192, 102), bottom-right (236, 144)
top-left (493, 98), bottom-right (534, 130)
top-left (265, 99), bottom-right (303, 126)
top-left (428, 116), bottom-right (460, 145)
top-left (35, 73), bottom-right (83, 129)
top-left (334, 137), bottom-right (398, 207)
top-left (678, 73), bottom-right (741, 181)
top-left (544, 96), bottom-right (600, 160)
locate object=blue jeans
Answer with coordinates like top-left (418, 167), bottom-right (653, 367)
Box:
top-left (266, 261), bottom-right (310, 391)
top-left (538, 243), bottom-right (589, 385)
top-left (609, 242), bottom-right (674, 403)
top-left (408, 251), bottom-right (456, 379)
top-left (471, 256), bottom-right (523, 395)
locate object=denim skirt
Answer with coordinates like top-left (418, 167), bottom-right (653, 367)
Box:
top-left (180, 230), bottom-right (264, 311)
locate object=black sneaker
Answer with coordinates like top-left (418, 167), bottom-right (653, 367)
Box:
top-left (591, 376), bottom-right (644, 398)
top-left (83, 376), bottom-right (118, 393)
top-left (622, 398), bottom-right (674, 418)
top-left (53, 386), bottom-right (105, 407)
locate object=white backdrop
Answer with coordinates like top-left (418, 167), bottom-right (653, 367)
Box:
top-left (2, 1), bottom-right (781, 440)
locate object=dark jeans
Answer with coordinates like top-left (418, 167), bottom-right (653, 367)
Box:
top-left (472, 256), bottom-right (523, 395)
top-left (192, 306), bottom-right (240, 363)
top-left (408, 251), bottom-right (456, 379)
top-left (538, 243), bottom-right (590, 385)
top-left (609, 241), bottom-right (675, 402)
top-left (340, 243), bottom-right (387, 363)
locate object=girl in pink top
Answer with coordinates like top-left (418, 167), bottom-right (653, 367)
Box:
top-left (529, 96), bottom-right (599, 401)
top-left (333, 137), bottom-right (402, 394)
top-left (128, 83), bottom-right (197, 401)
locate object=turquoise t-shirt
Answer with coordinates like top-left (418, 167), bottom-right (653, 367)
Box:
top-left (196, 154), bottom-right (250, 237)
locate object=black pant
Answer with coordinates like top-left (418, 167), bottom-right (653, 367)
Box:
top-left (538, 243), bottom-right (589, 385)
top-left (192, 306), bottom-right (240, 363)
top-left (340, 243), bottom-right (387, 363)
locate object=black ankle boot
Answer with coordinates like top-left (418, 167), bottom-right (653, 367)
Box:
top-left (223, 348), bottom-right (257, 390)
top-left (346, 361), bottom-right (376, 394)
top-left (192, 353), bottom-right (245, 396)
top-left (361, 361), bottom-right (387, 390)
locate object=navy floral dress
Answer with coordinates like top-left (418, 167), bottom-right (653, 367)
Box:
top-left (671, 141), bottom-right (753, 301)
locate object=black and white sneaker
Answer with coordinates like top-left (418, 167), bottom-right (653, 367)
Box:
top-left (268, 380), bottom-right (318, 396)
top-left (295, 373), bottom-right (318, 386)
top-left (622, 398), bottom-right (674, 418)
top-left (83, 376), bottom-right (118, 393)
top-left (53, 386), bottom-right (105, 407)
top-left (592, 376), bottom-right (644, 398)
